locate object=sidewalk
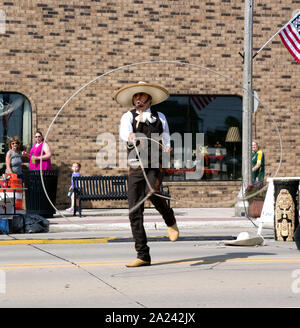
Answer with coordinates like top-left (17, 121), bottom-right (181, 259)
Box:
top-left (48, 207), bottom-right (257, 232)
top-left (0, 207), bottom-right (275, 245)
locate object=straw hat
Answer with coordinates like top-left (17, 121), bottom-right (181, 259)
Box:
top-left (114, 81), bottom-right (169, 107)
top-left (224, 232), bottom-right (264, 246)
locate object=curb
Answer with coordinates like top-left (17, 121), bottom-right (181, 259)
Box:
top-left (0, 237), bottom-right (115, 245)
top-left (0, 235), bottom-right (237, 246)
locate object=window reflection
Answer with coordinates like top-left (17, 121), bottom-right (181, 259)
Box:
top-left (0, 93), bottom-right (32, 173)
top-left (152, 95), bottom-right (242, 181)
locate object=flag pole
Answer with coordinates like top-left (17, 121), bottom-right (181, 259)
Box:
top-left (253, 12), bottom-right (299, 58)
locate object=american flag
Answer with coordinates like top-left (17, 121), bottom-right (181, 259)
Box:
top-left (279, 13), bottom-right (300, 63)
top-left (190, 95), bottom-right (216, 113)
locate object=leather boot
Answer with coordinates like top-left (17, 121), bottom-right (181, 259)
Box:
top-left (126, 258), bottom-right (151, 267)
top-left (168, 223), bottom-right (179, 242)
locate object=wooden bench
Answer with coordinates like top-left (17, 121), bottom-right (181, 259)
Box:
top-left (72, 175), bottom-right (171, 217)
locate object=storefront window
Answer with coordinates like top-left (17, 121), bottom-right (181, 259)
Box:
top-left (152, 95), bottom-right (242, 181)
top-left (0, 93), bottom-right (32, 174)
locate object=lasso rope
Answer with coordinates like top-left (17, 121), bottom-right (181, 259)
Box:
top-left (128, 136), bottom-right (269, 216)
top-left (34, 60), bottom-right (282, 224)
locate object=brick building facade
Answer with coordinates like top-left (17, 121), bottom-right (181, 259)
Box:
top-left (0, 1), bottom-right (299, 209)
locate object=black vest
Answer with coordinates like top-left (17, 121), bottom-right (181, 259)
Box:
top-left (128, 109), bottom-right (164, 168)
top-left (130, 108), bottom-right (163, 136)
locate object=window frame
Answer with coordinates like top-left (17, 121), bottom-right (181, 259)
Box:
top-left (152, 94), bottom-right (243, 182)
top-left (0, 92), bottom-right (33, 174)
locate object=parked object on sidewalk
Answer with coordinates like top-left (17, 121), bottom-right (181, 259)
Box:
top-left (274, 180), bottom-right (298, 242)
top-left (0, 215), bottom-right (24, 234)
top-left (11, 215), bottom-right (25, 233)
top-left (6, 173), bottom-right (23, 210)
top-left (224, 231), bottom-right (264, 246)
top-left (24, 214), bottom-right (49, 233)
top-left (72, 175), bottom-right (171, 217)
top-left (248, 198), bottom-right (264, 218)
top-left (0, 173), bottom-right (24, 214)
top-left (24, 170), bottom-right (58, 218)
top-left (5, 214), bottom-right (49, 234)
top-left (245, 181), bottom-right (266, 218)
top-left (0, 218), bottom-right (9, 234)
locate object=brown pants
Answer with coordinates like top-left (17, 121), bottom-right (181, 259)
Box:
top-left (128, 168), bottom-right (176, 262)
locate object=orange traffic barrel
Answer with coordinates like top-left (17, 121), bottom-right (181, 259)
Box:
top-left (0, 176), bottom-right (10, 213)
top-left (7, 173), bottom-right (23, 210)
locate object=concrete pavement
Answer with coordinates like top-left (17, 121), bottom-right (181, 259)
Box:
top-left (48, 207), bottom-right (257, 232)
top-left (0, 207), bottom-right (277, 244)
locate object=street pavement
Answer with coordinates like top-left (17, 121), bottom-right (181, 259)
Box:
top-left (0, 207), bottom-right (279, 245)
top-left (1, 207), bottom-right (299, 309)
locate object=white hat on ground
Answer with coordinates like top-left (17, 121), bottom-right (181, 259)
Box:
top-left (225, 231), bottom-right (264, 246)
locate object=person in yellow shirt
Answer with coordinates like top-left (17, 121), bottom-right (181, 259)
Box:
top-left (252, 141), bottom-right (265, 182)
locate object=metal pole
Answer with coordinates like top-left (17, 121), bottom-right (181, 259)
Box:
top-left (235, 0), bottom-right (253, 216)
top-left (242, 0), bottom-right (253, 189)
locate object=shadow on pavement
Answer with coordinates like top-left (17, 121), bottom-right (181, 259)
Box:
top-left (111, 235), bottom-right (236, 243)
top-left (151, 252), bottom-right (276, 267)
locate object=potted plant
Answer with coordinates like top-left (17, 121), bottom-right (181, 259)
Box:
top-left (245, 181), bottom-right (267, 218)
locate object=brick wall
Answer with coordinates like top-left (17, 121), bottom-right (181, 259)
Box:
top-left (0, 0), bottom-right (299, 208)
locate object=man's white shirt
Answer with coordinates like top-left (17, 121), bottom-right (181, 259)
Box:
top-left (119, 108), bottom-right (171, 147)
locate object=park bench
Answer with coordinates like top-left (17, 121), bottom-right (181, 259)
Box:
top-left (72, 175), bottom-right (171, 217)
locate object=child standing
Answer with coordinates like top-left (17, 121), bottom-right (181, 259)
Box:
top-left (66, 162), bottom-right (81, 212)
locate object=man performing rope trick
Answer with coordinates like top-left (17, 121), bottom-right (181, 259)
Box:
top-left (115, 81), bottom-right (179, 267)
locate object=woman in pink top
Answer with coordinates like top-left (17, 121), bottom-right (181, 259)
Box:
top-left (22, 131), bottom-right (52, 170)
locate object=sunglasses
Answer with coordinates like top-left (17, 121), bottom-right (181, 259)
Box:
top-left (35, 135), bottom-right (42, 138)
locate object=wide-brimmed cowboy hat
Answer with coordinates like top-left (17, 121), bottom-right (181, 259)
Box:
top-left (224, 232), bottom-right (264, 246)
top-left (114, 81), bottom-right (169, 107)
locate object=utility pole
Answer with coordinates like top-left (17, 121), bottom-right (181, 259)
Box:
top-left (242, 0), bottom-right (253, 188)
top-left (235, 0), bottom-right (253, 216)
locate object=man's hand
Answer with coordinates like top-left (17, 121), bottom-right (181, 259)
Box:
top-left (128, 132), bottom-right (137, 144)
top-left (163, 146), bottom-right (173, 153)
